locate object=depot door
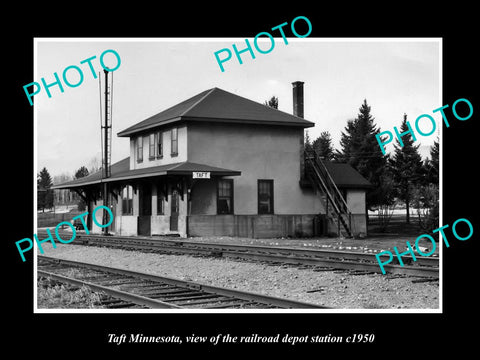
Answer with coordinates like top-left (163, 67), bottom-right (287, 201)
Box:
top-left (170, 189), bottom-right (179, 231)
top-left (138, 184), bottom-right (152, 236)
top-left (108, 192), bottom-right (116, 233)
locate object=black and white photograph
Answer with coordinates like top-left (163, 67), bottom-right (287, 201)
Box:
top-left (34, 38), bottom-right (441, 312)
top-left (7, 7), bottom-right (478, 355)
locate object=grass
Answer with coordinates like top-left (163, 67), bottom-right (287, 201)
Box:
top-left (37, 208), bottom-right (83, 228)
top-left (368, 214), bottom-right (426, 236)
top-left (37, 276), bottom-right (104, 309)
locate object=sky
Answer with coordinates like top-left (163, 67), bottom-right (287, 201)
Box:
top-left (35, 38), bottom-right (441, 180)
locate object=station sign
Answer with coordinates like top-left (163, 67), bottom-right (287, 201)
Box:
top-left (193, 171), bottom-right (210, 179)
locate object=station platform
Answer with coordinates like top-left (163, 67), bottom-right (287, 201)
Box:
top-left (39, 218), bottom-right (441, 256)
top-left (180, 233), bottom-right (440, 256)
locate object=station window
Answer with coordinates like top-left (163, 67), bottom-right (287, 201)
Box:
top-left (258, 180), bottom-right (274, 214)
top-left (136, 136), bottom-right (143, 163)
top-left (122, 185), bottom-right (134, 215)
top-left (149, 133), bottom-right (155, 160)
top-left (217, 179), bottom-right (233, 214)
top-left (157, 131), bottom-right (163, 158)
top-left (171, 127), bottom-right (178, 156)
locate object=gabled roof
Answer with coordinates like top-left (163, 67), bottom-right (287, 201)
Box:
top-left (117, 87), bottom-right (314, 137)
top-left (52, 157), bottom-right (241, 189)
top-left (323, 162), bottom-right (372, 189)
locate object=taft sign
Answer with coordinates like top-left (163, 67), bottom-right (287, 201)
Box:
top-left (193, 172), bottom-right (210, 179)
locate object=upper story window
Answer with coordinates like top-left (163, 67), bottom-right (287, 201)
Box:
top-left (136, 136), bottom-right (143, 163)
top-left (149, 133), bottom-right (155, 160)
top-left (157, 131), bottom-right (163, 158)
top-left (171, 127), bottom-right (178, 156)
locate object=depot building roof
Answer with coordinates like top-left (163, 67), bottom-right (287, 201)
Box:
top-left (52, 157), bottom-right (241, 189)
top-left (117, 87), bottom-right (314, 137)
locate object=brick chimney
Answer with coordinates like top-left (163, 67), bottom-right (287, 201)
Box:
top-left (292, 81), bottom-right (304, 118)
top-left (293, 81), bottom-right (306, 182)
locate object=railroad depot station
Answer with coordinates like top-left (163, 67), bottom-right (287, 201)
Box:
top-left (53, 82), bottom-right (371, 239)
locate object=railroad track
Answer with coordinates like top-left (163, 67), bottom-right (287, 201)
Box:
top-left (37, 255), bottom-right (328, 309)
top-left (42, 231), bottom-right (439, 279)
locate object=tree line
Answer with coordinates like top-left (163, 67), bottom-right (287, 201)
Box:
top-left (37, 165), bottom-right (91, 212)
top-left (265, 96), bottom-right (439, 232)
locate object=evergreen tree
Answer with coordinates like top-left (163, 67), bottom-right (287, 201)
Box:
top-left (264, 96), bottom-right (278, 109)
top-left (75, 166), bottom-right (90, 179)
top-left (413, 138), bottom-right (439, 232)
top-left (312, 131), bottom-right (335, 161)
top-left (336, 99), bottom-right (387, 209)
top-left (389, 114), bottom-right (424, 224)
top-left (37, 167), bottom-right (54, 212)
top-left (424, 138), bottom-right (439, 185)
top-left (335, 119), bottom-right (359, 162)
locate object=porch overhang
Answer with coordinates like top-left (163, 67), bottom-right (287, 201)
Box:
top-left (52, 157), bottom-right (241, 190)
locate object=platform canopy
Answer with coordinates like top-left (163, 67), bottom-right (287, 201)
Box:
top-left (52, 157), bottom-right (241, 190)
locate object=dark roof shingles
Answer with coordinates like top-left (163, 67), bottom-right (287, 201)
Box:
top-left (323, 162), bottom-right (372, 188)
top-left (117, 87), bottom-right (313, 137)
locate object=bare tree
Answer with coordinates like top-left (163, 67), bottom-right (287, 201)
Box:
top-left (88, 154), bottom-right (102, 174)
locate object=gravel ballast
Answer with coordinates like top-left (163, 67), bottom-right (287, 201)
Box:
top-left (38, 244), bottom-right (439, 310)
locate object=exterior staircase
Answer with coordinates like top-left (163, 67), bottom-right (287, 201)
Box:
top-left (304, 150), bottom-right (353, 237)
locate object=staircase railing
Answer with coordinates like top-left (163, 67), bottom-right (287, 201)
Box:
top-left (304, 149), bottom-right (352, 237)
